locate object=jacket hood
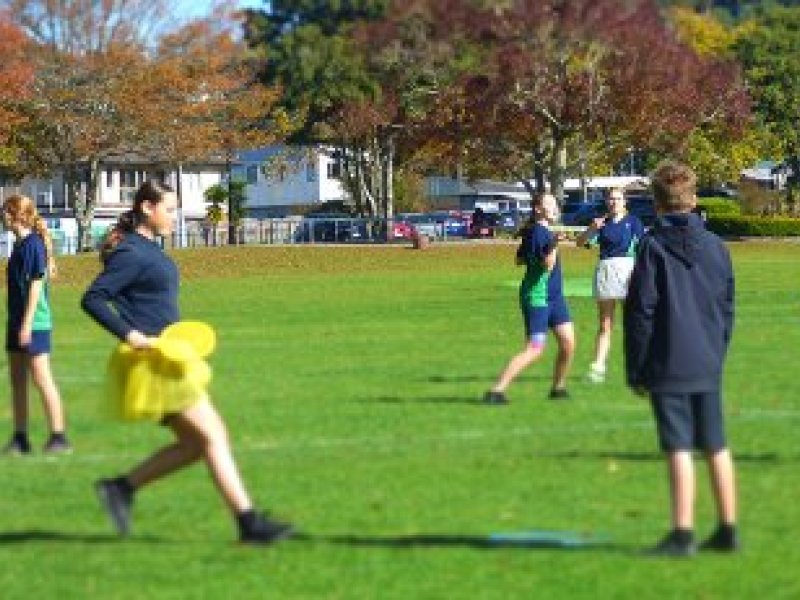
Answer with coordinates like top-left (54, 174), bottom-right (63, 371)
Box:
top-left (652, 213), bottom-right (706, 268)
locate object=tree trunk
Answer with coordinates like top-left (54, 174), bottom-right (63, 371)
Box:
top-left (549, 134), bottom-right (567, 206)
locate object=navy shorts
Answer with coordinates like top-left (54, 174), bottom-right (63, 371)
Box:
top-left (6, 329), bottom-right (52, 356)
top-left (521, 296), bottom-right (571, 342)
top-left (650, 391), bottom-right (727, 452)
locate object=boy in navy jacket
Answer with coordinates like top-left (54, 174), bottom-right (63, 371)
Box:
top-left (624, 161), bottom-right (738, 556)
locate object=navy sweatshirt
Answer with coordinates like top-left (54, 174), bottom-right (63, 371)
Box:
top-left (623, 213), bottom-right (734, 393)
top-left (81, 233), bottom-right (179, 341)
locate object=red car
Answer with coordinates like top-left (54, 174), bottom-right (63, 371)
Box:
top-left (390, 219), bottom-right (416, 240)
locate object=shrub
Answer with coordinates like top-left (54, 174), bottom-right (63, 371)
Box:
top-left (697, 197), bottom-right (741, 216)
top-left (706, 215), bottom-right (800, 236)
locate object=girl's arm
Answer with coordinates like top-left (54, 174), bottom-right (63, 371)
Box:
top-left (19, 278), bottom-right (43, 346)
top-left (575, 218), bottom-right (603, 248)
top-left (81, 246), bottom-right (144, 342)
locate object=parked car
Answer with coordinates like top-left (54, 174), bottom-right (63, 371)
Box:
top-left (496, 210), bottom-right (531, 234)
top-left (468, 208), bottom-right (497, 237)
top-left (390, 219), bottom-right (416, 240)
top-left (430, 211), bottom-right (470, 237)
top-left (294, 214), bottom-right (367, 243)
top-left (399, 213), bottom-right (441, 239)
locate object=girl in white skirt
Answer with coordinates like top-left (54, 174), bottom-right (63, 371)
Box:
top-left (576, 188), bottom-right (645, 383)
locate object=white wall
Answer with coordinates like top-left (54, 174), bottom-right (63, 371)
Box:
top-left (239, 146), bottom-right (349, 214)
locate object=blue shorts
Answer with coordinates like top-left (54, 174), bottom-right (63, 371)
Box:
top-left (650, 391), bottom-right (727, 452)
top-left (521, 296), bottom-right (571, 344)
top-left (6, 329), bottom-right (52, 356)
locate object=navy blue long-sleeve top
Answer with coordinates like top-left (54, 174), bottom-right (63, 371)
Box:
top-left (623, 213), bottom-right (734, 393)
top-left (81, 232), bottom-right (179, 341)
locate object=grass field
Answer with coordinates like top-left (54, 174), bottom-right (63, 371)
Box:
top-left (0, 241), bottom-right (798, 599)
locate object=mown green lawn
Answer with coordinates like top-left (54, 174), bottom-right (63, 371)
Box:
top-left (0, 241), bottom-right (798, 599)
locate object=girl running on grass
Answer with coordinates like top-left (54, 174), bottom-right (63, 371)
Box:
top-left (81, 180), bottom-right (292, 544)
top-left (2, 194), bottom-right (70, 455)
top-left (575, 188), bottom-right (644, 384)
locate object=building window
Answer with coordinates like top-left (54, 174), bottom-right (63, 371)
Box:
top-left (106, 168), bottom-right (113, 188)
top-left (36, 192), bottom-right (51, 210)
top-left (246, 165), bottom-right (259, 184)
top-left (326, 161), bottom-right (341, 180)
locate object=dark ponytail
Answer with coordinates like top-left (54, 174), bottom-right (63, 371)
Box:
top-left (99, 180), bottom-right (174, 263)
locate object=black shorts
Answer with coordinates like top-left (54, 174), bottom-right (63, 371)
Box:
top-left (650, 391), bottom-right (727, 452)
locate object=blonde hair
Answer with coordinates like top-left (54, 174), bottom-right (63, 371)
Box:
top-left (651, 161), bottom-right (697, 212)
top-left (2, 194), bottom-right (57, 278)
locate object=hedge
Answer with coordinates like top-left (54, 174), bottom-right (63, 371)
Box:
top-left (706, 215), bottom-right (800, 236)
top-left (697, 197), bottom-right (741, 216)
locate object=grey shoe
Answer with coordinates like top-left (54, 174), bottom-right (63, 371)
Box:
top-left (239, 512), bottom-right (294, 545)
top-left (483, 390), bottom-right (508, 405)
top-left (95, 478), bottom-right (134, 537)
top-left (43, 435), bottom-right (72, 455)
top-left (645, 529), bottom-right (697, 557)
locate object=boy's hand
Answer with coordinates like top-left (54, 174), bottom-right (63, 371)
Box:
top-left (591, 217), bottom-right (606, 230)
top-left (18, 327), bottom-right (32, 347)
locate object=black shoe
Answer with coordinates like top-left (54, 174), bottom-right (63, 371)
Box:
top-left (95, 478), bottom-right (134, 537)
top-left (2, 435), bottom-right (32, 456)
top-left (548, 388), bottom-right (570, 400)
top-left (645, 529), bottom-right (696, 557)
top-left (700, 524), bottom-right (740, 552)
top-left (239, 511), bottom-right (294, 545)
top-left (43, 435), bottom-right (73, 455)
top-left (483, 390), bottom-right (508, 405)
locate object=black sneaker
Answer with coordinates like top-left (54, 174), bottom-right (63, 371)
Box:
top-left (239, 512), bottom-right (294, 545)
top-left (645, 529), bottom-right (697, 557)
top-left (95, 478), bottom-right (134, 537)
top-left (548, 388), bottom-right (570, 400)
top-left (2, 435), bottom-right (32, 456)
top-left (483, 390), bottom-right (508, 405)
top-left (43, 435), bottom-right (73, 455)
top-left (700, 525), bottom-right (740, 552)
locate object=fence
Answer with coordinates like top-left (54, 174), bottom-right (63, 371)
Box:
top-left (0, 218), bottom-right (587, 257)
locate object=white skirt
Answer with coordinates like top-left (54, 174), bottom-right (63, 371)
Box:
top-left (593, 257), bottom-right (635, 300)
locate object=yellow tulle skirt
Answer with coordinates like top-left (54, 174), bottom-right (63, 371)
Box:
top-left (106, 321), bottom-right (216, 422)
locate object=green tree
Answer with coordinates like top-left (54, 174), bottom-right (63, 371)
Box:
top-left (735, 5), bottom-right (800, 197)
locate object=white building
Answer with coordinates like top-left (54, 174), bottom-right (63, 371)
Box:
top-left (235, 146), bottom-right (350, 217)
top-left (0, 154), bottom-right (227, 221)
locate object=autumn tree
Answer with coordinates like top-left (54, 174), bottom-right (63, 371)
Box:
top-left (0, 17), bottom-right (34, 168)
top-left (368, 0), bottom-right (750, 201)
top-left (136, 12), bottom-right (284, 244)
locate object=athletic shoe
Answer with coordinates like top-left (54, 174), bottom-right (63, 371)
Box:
top-left (483, 390), bottom-right (508, 405)
top-left (645, 529), bottom-right (696, 557)
top-left (239, 512), bottom-right (294, 545)
top-left (43, 435), bottom-right (73, 455)
top-left (586, 363), bottom-right (606, 384)
top-left (2, 435), bottom-right (32, 456)
top-left (548, 388), bottom-right (570, 400)
top-left (95, 478), bottom-right (134, 537)
top-left (700, 525), bottom-right (740, 552)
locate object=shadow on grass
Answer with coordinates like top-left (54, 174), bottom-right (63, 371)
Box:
top-left (0, 530), bottom-right (165, 544)
top-left (294, 531), bottom-right (625, 553)
top-left (534, 450), bottom-right (781, 463)
top-left (426, 374), bottom-right (551, 384)
top-left (369, 395), bottom-right (485, 405)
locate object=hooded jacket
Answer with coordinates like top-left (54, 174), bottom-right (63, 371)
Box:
top-left (624, 212), bottom-right (734, 393)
